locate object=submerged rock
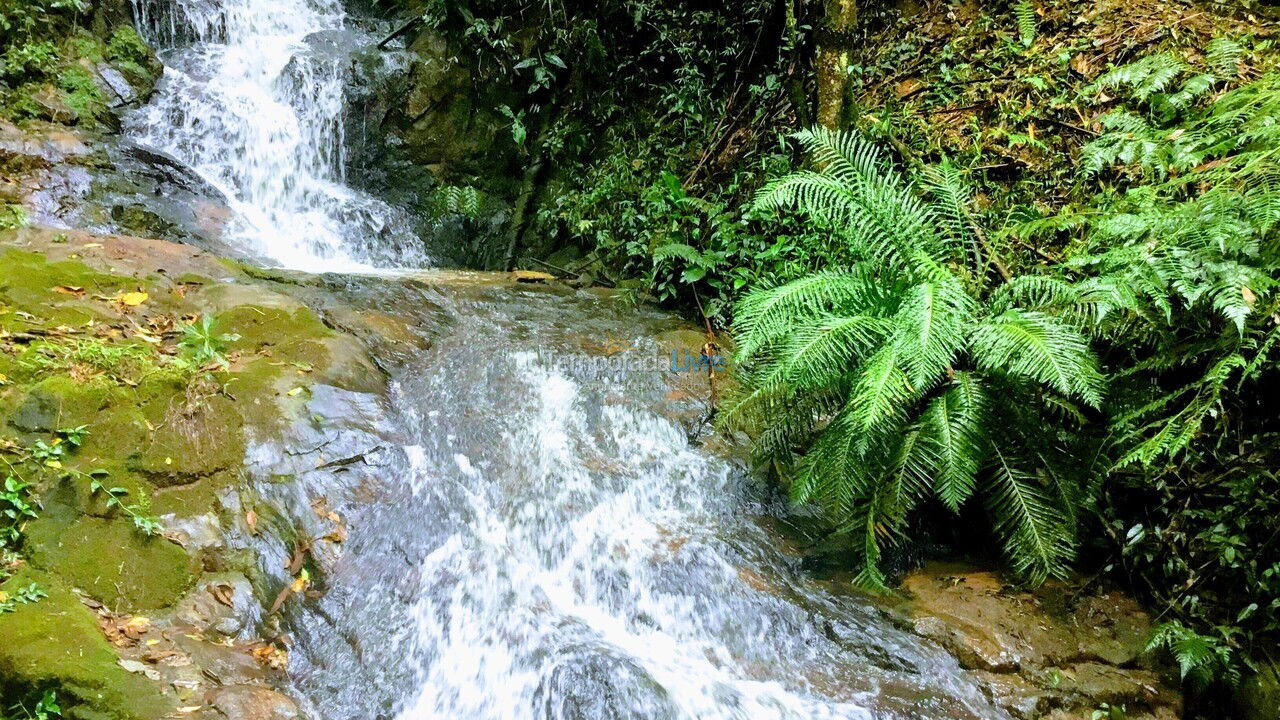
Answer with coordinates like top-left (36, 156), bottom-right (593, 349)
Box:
top-left (210, 685), bottom-right (300, 720)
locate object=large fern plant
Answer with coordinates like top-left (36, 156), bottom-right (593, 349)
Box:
top-left (1011, 49), bottom-right (1280, 674)
top-left (722, 128), bottom-right (1104, 587)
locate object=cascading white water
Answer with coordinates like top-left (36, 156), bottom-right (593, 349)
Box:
top-left (124, 4), bottom-right (1014, 718)
top-left (126, 0), bottom-right (427, 271)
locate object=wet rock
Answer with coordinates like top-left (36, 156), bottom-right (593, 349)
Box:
top-left (512, 269), bottom-right (556, 283)
top-left (210, 685), bottom-right (300, 720)
top-left (898, 564), bottom-right (1183, 720)
top-left (95, 63), bottom-right (141, 107)
top-left (32, 85), bottom-right (80, 125)
top-left (172, 574), bottom-right (260, 638)
top-left (1235, 658), bottom-right (1280, 720)
top-left (343, 27), bottom-right (517, 267)
top-left (0, 120), bottom-right (92, 164)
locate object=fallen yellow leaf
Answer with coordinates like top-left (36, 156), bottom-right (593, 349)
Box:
top-left (118, 291), bottom-right (149, 306)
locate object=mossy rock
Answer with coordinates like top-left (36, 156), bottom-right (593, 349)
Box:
top-left (0, 569), bottom-right (171, 720)
top-left (25, 496), bottom-right (196, 611)
top-left (1236, 657), bottom-right (1280, 720)
top-left (126, 392), bottom-right (245, 486)
top-left (0, 248), bottom-right (130, 330)
top-left (7, 375), bottom-right (112, 433)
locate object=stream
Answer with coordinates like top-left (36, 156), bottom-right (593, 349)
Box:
top-left (123, 1), bottom-right (1010, 718)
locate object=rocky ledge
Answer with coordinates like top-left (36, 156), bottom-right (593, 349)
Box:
top-left (894, 564), bottom-right (1183, 720)
top-left (0, 226), bottom-right (389, 719)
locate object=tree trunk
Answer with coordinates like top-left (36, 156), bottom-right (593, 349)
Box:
top-left (815, 0), bottom-right (857, 129)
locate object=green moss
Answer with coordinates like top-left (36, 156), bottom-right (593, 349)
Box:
top-left (126, 392), bottom-right (245, 486)
top-left (25, 502), bottom-right (196, 611)
top-left (7, 376), bottom-right (112, 433)
top-left (65, 35), bottom-right (106, 64)
top-left (0, 249), bottom-right (132, 331)
top-left (0, 569), bottom-right (171, 720)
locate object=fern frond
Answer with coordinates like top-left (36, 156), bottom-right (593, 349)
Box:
top-left (891, 277), bottom-right (974, 389)
top-left (972, 310), bottom-right (1105, 407)
top-left (984, 452), bottom-right (1074, 584)
top-left (1206, 37), bottom-right (1244, 80)
top-left (918, 373), bottom-right (990, 510)
top-left (1014, 0), bottom-right (1036, 48)
top-left (732, 268), bottom-right (891, 360)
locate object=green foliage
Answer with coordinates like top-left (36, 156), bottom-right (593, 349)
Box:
top-left (88, 476), bottom-right (163, 537)
top-left (1, 423), bottom-right (162, 553)
top-left (1014, 0), bottom-right (1036, 49)
top-left (0, 475), bottom-right (38, 547)
top-left (179, 315), bottom-right (240, 368)
top-left (1090, 704), bottom-right (1127, 720)
top-left (722, 128), bottom-right (1102, 586)
top-left (433, 185), bottom-right (483, 219)
top-left (0, 205), bottom-right (29, 231)
top-left (1016, 45), bottom-right (1280, 681)
top-left (0, 690), bottom-right (60, 720)
top-left (105, 25), bottom-right (149, 67)
top-left (1147, 621), bottom-right (1239, 687)
top-left (0, 1), bottom-right (127, 125)
top-left (1082, 41), bottom-right (1249, 178)
top-left (0, 582), bottom-right (47, 615)
top-left (24, 339), bottom-right (186, 386)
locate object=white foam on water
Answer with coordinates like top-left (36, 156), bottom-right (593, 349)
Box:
top-left (127, 0), bottom-right (426, 271)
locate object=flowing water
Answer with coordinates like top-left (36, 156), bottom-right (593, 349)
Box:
top-left (124, 2), bottom-right (1009, 718)
top-left (127, 0), bottom-right (425, 270)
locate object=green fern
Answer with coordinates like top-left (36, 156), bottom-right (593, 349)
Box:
top-left (1014, 0), bottom-right (1036, 49)
top-left (724, 128), bottom-right (1101, 585)
top-left (1147, 621), bottom-right (1239, 687)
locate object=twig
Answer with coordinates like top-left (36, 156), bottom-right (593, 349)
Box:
top-left (378, 16), bottom-right (423, 49)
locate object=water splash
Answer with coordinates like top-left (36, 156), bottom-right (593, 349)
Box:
top-left (127, 0), bottom-right (427, 271)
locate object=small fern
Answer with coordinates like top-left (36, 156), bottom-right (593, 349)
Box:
top-left (1014, 0), bottom-right (1037, 49)
top-left (435, 185), bottom-right (482, 218)
top-left (1147, 622), bottom-right (1239, 687)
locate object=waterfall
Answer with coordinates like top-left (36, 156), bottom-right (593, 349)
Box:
top-left (126, 0), bottom-right (426, 271)
top-left (123, 3), bottom-right (1013, 719)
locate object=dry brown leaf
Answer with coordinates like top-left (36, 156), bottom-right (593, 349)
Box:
top-left (210, 583), bottom-right (235, 608)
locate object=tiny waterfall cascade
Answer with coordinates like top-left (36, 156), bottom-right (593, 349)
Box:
top-left (123, 2), bottom-right (1013, 719)
top-left (126, 0), bottom-right (426, 270)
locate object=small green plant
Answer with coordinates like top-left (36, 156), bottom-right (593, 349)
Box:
top-left (88, 475), bottom-right (163, 537)
top-left (435, 185), bottom-right (483, 218)
top-left (27, 427), bottom-right (84, 469)
top-left (1, 689), bottom-right (60, 720)
top-left (106, 26), bottom-right (150, 67)
top-left (0, 205), bottom-right (29, 231)
top-left (179, 315), bottom-right (240, 368)
top-left (0, 582), bottom-right (47, 615)
top-left (0, 475), bottom-right (38, 547)
top-left (1147, 621), bottom-right (1238, 687)
top-left (1091, 704), bottom-right (1127, 720)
